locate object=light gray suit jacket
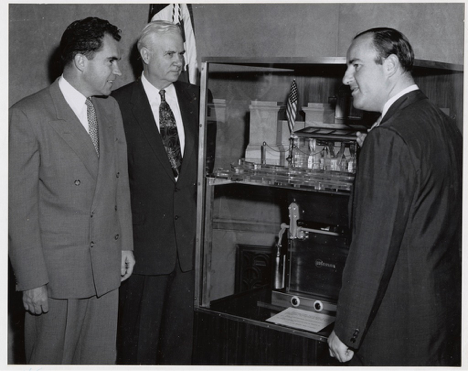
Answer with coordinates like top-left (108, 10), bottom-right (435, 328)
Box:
top-left (9, 78), bottom-right (133, 299)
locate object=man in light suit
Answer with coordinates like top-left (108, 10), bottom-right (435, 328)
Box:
top-left (9, 17), bottom-right (135, 364)
top-left (328, 28), bottom-right (462, 366)
top-left (112, 20), bottom-right (201, 365)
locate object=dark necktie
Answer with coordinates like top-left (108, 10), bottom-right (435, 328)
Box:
top-left (159, 90), bottom-right (182, 177)
top-left (85, 98), bottom-right (100, 156)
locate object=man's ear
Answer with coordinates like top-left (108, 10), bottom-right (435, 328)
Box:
top-left (383, 54), bottom-right (399, 77)
top-left (74, 53), bottom-right (87, 72)
top-left (140, 47), bottom-right (151, 65)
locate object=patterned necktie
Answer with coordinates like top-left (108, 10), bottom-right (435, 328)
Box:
top-left (85, 98), bottom-right (100, 156)
top-left (159, 90), bottom-right (182, 177)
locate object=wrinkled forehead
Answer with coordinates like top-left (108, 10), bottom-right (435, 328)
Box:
top-left (147, 31), bottom-right (184, 49)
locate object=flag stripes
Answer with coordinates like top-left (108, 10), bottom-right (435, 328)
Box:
top-left (286, 80), bottom-right (298, 134)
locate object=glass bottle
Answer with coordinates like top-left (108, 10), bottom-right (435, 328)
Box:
top-left (336, 142), bottom-right (348, 171)
top-left (291, 135), bottom-right (301, 168)
top-left (322, 146), bottom-right (331, 171)
top-left (348, 142), bottom-right (357, 173)
top-left (307, 138), bottom-right (315, 169)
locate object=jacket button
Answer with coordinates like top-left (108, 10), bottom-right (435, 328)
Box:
top-left (90, 241), bottom-right (94, 248)
top-left (115, 205), bottom-right (118, 211)
top-left (116, 172), bottom-right (120, 178)
top-left (175, 187), bottom-right (179, 192)
top-left (74, 180), bottom-right (81, 186)
top-left (174, 215), bottom-right (179, 220)
top-left (115, 234), bottom-right (120, 240)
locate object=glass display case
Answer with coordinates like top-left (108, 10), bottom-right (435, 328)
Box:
top-left (193, 57), bottom-right (463, 365)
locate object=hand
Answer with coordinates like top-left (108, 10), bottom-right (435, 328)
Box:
top-left (23, 285), bottom-right (49, 315)
top-left (328, 330), bottom-right (354, 363)
top-left (356, 131), bottom-right (367, 147)
top-left (121, 250), bottom-right (135, 281)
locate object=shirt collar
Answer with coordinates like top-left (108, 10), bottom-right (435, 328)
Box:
top-left (381, 84), bottom-right (419, 120)
top-left (58, 75), bottom-right (87, 112)
top-left (141, 73), bottom-right (175, 104)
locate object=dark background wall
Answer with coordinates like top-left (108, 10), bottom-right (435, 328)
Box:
top-left (9, 3), bottom-right (464, 106)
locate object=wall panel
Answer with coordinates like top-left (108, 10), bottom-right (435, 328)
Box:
top-left (9, 3), bottom-right (463, 106)
top-left (337, 3), bottom-right (464, 64)
top-left (9, 4), bottom-right (148, 105)
top-left (192, 4), bottom-right (340, 59)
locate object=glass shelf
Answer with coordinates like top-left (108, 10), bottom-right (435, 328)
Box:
top-left (194, 56), bottom-right (463, 342)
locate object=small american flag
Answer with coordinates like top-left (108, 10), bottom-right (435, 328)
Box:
top-left (286, 80), bottom-right (298, 134)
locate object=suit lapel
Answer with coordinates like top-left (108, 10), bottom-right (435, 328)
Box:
top-left (47, 80), bottom-right (99, 179)
top-left (131, 80), bottom-right (176, 181)
top-left (92, 97), bottom-right (116, 206)
top-left (93, 96), bottom-right (114, 166)
top-left (174, 82), bottom-right (198, 185)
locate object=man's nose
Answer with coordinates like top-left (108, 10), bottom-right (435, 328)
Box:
top-left (174, 54), bottom-right (184, 66)
top-left (342, 67), bottom-right (353, 85)
top-left (113, 63), bottom-right (122, 76)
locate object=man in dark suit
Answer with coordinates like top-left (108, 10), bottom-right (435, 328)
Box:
top-left (112, 20), bottom-right (200, 365)
top-left (9, 17), bottom-right (135, 364)
top-left (327, 27), bottom-right (462, 366)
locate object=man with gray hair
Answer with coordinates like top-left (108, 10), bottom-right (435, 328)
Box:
top-left (112, 20), bottom-right (201, 364)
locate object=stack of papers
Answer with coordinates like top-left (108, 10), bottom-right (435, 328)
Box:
top-left (266, 307), bottom-right (335, 333)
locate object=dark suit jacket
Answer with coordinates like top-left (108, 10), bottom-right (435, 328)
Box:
top-left (9, 79), bottom-right (133, 299)
top-left (112, 80), bottom-right (200, 275)
top-left (334, 90), bottom-right (462, 365)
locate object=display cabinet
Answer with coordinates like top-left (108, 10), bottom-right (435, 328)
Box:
top-left (193, 57), bottom-right (463, 365)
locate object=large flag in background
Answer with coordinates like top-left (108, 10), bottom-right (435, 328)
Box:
top-left (149, 4), bottom-right (199, 85)
top-left (286, 80), bottom-right (298, 135)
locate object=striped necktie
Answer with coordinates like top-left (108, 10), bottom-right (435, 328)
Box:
top-left (85, 98), bottom-right (99, 156)
top-left (159, 90), bottom-right (182, 177)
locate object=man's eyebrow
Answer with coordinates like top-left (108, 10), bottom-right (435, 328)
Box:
top-left (164, 49), bottom-right (186, 54)
top-left (348, 58), bottom-right (358, 65)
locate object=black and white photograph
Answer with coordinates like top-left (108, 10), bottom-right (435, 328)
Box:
top-left (6, 2), bottom-right (465, 369)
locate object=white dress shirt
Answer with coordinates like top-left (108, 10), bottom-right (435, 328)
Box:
top-left (58, 75), bottom-right (89, 132)
top-left (141, 73), bottom-right (185, 156)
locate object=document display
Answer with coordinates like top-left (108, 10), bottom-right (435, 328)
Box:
top-left (266, 307), bottom-right (335, 333)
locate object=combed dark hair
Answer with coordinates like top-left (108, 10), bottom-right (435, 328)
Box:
top-left (355, 27), bottom-right (414, 72)
top-left (60, 17), bottom-right (121, 66)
